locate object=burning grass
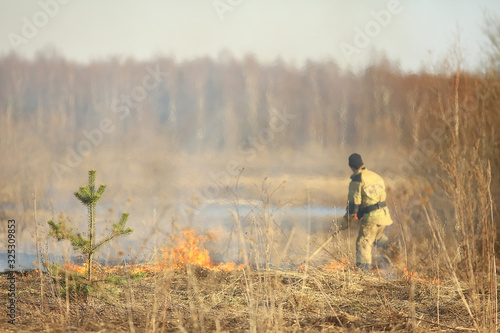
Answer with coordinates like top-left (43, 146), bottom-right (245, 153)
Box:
top-left (2, 228), bottom-right (491, 332)
top-left (62, 229), bottom-right (245, 276)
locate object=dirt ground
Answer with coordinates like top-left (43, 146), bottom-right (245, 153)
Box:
top-left (0, 266), bottom-right (483, 332)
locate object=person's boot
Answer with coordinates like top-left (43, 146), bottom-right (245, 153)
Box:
top-left (374, 234), bottom-right (389, 249)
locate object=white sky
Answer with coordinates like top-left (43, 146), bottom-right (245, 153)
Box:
top-left (0, 0), bottom-right (499, 72)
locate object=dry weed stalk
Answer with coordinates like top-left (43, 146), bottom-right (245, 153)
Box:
top-left (33, 187), bottom-right (45, 312)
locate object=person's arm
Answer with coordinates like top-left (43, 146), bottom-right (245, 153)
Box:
top-left (348, 175), bottom-right (362, 218)
top-left (341, 177), bottom-right (362, 229)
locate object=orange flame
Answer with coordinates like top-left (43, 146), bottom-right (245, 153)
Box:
top-left (323, 257), bottom-right (348, 271)
top-left (61, 229), bottom-right (244, 275)
top-left (160, 229), bottom-right (244, 271)
top-left (63, 260), bottom-right (89, 274)
top-left (161, 229), bottom-right (215, 268)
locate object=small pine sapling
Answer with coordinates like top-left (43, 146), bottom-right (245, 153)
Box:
top-left (48, 169), bottom-right (133, 280)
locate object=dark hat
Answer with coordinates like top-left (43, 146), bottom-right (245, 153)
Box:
top-left (348, 153), bottom-right (364, 169)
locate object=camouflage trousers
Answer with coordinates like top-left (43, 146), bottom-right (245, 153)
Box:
top-left (356, 220), bottom-right (389, 267)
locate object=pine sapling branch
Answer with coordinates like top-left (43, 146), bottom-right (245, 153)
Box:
top-left (94, 212), bottom-right (133, 251)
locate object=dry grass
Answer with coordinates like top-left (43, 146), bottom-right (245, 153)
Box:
top-left (1, 265), bottom-right (490, 333)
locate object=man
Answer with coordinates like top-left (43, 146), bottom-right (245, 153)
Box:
top-left (340, 153), bottom-right (393, 271)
